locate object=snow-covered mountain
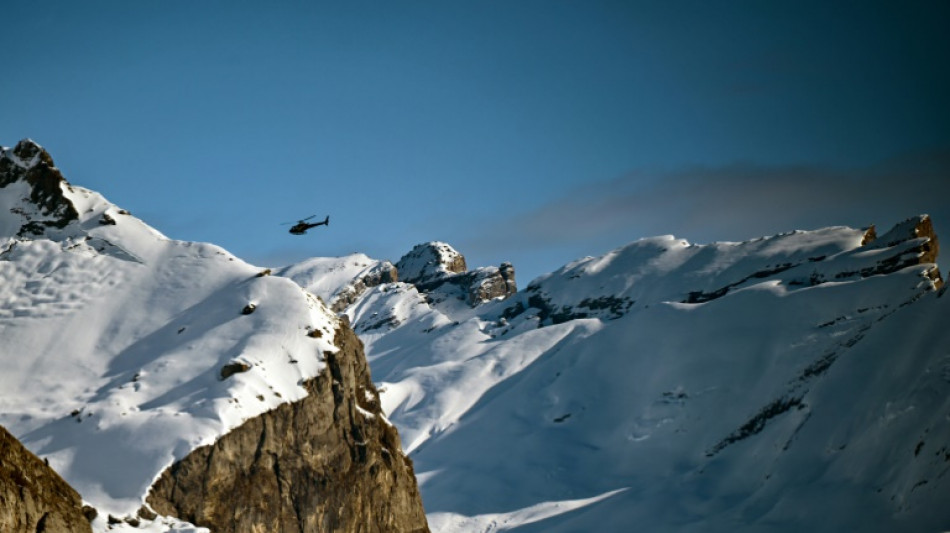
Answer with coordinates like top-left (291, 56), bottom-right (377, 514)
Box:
top-left (283, 217), bottom-right (948, 531)
top-left (3, 138), bottom-right (948, 532)
top-left (0, 140), bottom-right (427, 532)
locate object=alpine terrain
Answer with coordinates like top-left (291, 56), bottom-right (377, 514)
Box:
top-left (0, 140), bottom-right (428, 532)
top-left (280, 202), bottom-right (949, 531)
top-left (1, 139), bottom-right (948, 532)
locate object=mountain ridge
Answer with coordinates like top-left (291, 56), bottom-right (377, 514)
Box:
top-left (279, 211), bottom-right (947, 531)
top-left (2, 139), bottom-right (947, 532)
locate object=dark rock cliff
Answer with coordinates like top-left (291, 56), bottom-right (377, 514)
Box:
top-left (0, 140), bottom-right (79, 236)
top-left (0, 425), bottom-right (92, 533)
top-left (146, 325), bottom-right (429, 533)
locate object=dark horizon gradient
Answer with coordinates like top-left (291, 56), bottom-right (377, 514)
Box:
top-left (2, 1), bottom-right (948, 284)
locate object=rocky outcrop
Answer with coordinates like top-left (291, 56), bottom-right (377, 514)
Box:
top-left (0, 140), bottom-right (79, 236)
top-left (395, 242), bottom-right (466, 286)
top-left (501, 290), bottom-right (634, 326)
top-left (0, 425), bottom-right (92, 533)
top-left (464, 262), bottom-right (517, 305)
top-left (331, 261), bottom-right (399, 312)
top-left (395, 242), bottom-right (517, 307)
top-left (865, 215), bottom-right (938, 258)
top-left (861, 214), bottom-right (942, 287)
top-left (146, 325), bottom-right (429, 533)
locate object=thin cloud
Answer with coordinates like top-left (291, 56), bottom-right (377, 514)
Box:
top-left (464, 147), bottom-right (950, 261)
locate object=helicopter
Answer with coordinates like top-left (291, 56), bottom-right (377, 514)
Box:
top-left (283, 214), bottom-right (329, 235)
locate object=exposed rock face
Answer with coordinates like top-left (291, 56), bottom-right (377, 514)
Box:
top-left (331, 261), bottom-right (399, 312)
top-left (0, 139), bottom-right (79, 236)
top-left (0, 425), bottom-right (92, 533)
top-left (395, 242), bottom-right (466, 286)
top-left (853, 214), bottom-right (942, 287)
top-left (465, 262), bottom-right (517, 305)
top-left (415, 266), bottom-right (519, 307)
top-left (395, 242), bottom-right (517, 307)
top-left (498, 287), bottom-right (635, 327)
top-left (146, 325), bottom-right (429, 533)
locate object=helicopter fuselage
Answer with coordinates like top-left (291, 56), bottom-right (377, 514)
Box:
top-left (288, 215), bottom-right (329, 235)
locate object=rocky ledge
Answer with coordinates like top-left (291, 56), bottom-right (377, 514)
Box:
top-left (146, 325), bottom-right (429, 533)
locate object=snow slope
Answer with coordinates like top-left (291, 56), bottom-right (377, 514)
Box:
top-left (284, 222), bottom-right (949, 532)
top-left (0, 142), bottom-right (339, 530)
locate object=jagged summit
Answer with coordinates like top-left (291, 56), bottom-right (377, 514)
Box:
top-left (395, 241), bottom-right (468, 285)
top-left (393, 242), bottom-right (517, 308)
top-left (5, 138), bottom-right (54, 167)
top-left (1, 139), bottom-right (79, 236)
top-left (1, 139), bottom-right (177, 270)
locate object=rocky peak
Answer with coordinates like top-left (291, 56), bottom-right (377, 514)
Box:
top-left (394, 242), bottom-right (518, 307)
top-left (9, 139), bottom-right (55, 167)
top-left (395, 242), bottom-right (467, 285)
top-left (1, 139), bottom-right (78, 236)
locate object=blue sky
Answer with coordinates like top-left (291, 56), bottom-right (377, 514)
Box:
top-left (2, 1), bottom-right (948, 285)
